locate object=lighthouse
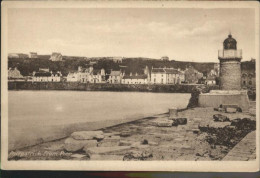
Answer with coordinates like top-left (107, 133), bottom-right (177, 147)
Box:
top-left (198, 33), bottom-right (250, 111)
top-left (218, 34), bottom-right (242, 90)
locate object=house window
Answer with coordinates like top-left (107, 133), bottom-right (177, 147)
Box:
top-left (161, 79), bottom-right (163, 84)
top-left (249, 81), bottom-right (252, 85)
top-left (162, 74), bottom-right (163, 77)
top-left (243, 81), bottom-right (246, 85)
top-left (154, 78), bottom-right (156, 83)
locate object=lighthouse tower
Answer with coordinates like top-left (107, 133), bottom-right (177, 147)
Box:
top-left (218, 34), bottom-right (242, 90)
top-left (198, 33), bottom-right (250, 111)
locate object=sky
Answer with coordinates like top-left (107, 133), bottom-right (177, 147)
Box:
top-left (8, 8), bottom-right (256, 62)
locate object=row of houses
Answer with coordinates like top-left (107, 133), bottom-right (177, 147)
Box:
top-left (29, 66), bottom-right (187, 84)
top-left (11, 64), bottom-right (256, 87)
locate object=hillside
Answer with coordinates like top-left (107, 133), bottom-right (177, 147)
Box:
top-left (8, 56), bottom-right (255, 76)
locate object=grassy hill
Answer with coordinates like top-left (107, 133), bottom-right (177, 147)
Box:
top-left (8, 56), bottom-right (255, 76)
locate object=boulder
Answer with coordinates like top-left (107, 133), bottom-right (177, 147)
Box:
top-left (213, 114), bottom-right (230, 122)
top-left (64, 137), bottom-right (97, 152)
top-left (71, 131), bottom-right (103, 140)
top-left (141, 139), bottom-right (149, 145)
top-left (98, 136), bottom-right (120, 147)
top-left (152, 120), bottom-right (173, 127)
top-left (130, 142), bottom-right (150, 149)
top-left (119, 140), bottom-right (133, 146)
top-left (176, 118), bottom-right (187, 125)
top-left (192, 129), bottom-right (200, 134)
top-left (172, 119), bottom-right (179, 126)
top-left (148, 141), bottom-right (159, 146)
top-left (120, 131), bottom-right (131, 137)
top-left (220, 104), bottom-right (239, 110)
top-left (93, 134), bottom-right (105, 141)
top-left (208, 121), bottom-right (231, 129)
top-left (226, 107), bottom-right (237, 113)
top-left (85, 146), bottom-right (131, 154)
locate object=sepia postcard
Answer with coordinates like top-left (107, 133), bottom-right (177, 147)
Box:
top-left (1, 1), bottom-right (259, 171)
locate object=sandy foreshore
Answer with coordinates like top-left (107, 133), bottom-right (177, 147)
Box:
top-left (8, 102), bottom-right (256, 161)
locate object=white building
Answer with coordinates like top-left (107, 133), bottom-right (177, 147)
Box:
top-left (161, 56), bottom-right (169, 61)
top-left (33, 70), bottom-right (62, 82)
top-left (122, 74), bottom-right (148, 84)
top-left (8, 67), bottom-right (24, 80)
top-left (67, 66), bottom-right (106, 83)
top-left (66, 72), bottom-right (80, 82)
top-left (29, 52), bottom-right (38, 58)
top-left (108, 70), bottom-right (123, 84)
top-left (151, 68), bottom-right (185, 84)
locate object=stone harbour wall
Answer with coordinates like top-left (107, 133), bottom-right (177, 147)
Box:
top-left (8, 81), bottom-right (202, 93)
top-left (220, 61), bottom-right (241, 90)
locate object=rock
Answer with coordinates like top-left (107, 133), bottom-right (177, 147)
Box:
top-left (64, 138), bottom-right (97, 152)
top-left (119, 140), bottom-right (133, 146)
top-left (213, 114), bottom-right (230, 122)
top-left (225, 125), bottom-right (236, 130)
top-left (93, 134), bottom-right (105, 141)
top-left (85, 146), bottom-right (131, 154)
top-left (123, 150), bottom-right (153, 161)
top-left (176, 118), bottom-right (187, 125)
top-left (103, 132), bottom-right (120, 137)
top-left (71, 131), bottom-right (103, 140)
top-left (148, 141), bottom-right (159, 146)
top-left (226, 107), bottom-right (237, 113)
top-left (98, 136), bottom-right (120, 147)
top-left (198, 123), bottom-right (209, 132)
top-left (231, 118), bottom-right (256, 130)
top-left (192, 129), bottom-right (200, 134)
top-left (152, 120), bottom-right (173, 127)
top-left (221, 104), bottom-right (239, 110)
top-left (172, 119), bottom-right (179, 126)
top-left (131, 142), bottom-right (150, 149)
top-left (208, 121), bottom-right (231, 129)
top-left (120, 131), bottom-right (131, 137)
top-left (141, 139), bottom-right (149, 145)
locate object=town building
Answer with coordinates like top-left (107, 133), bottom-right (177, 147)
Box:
top-left (67, 66), bottom-right (106, 83)
top-left (151, 67), bottom-right (185, 84)
top-left (161, 56), bottom-right (169, 61)
top-left (107, 57), bottom-right (123, 63)
top-left (67, 72), bottom-right (80, 82)
top-left (50, 52), bottom-right (62, 61)
top-left (184, 66), bottom-right (203, 84)
top-left (122, 73), bottom-right (148, 84)
top-left (241, 59), bottom-right (256, 89)
top-left (108, 70), bottom-right (123, 84)
top-left (8, 67), bottom-right (24, 80)
top-left (29, 52), bottom-right (38, 59)
top-left (205, 75), bottom-right (216, 85)
top-left (32, 69), bottom-right (62, 82)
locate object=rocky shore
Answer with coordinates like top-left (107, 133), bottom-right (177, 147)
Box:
top-left (8, 102), bottom-right (256, 161)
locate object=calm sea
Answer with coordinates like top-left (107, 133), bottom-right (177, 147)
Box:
top-left (8, 91), bottom-right (190, 149)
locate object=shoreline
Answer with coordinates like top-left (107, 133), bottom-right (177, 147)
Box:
top-left (8, 103), bottom-right (256, 161)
